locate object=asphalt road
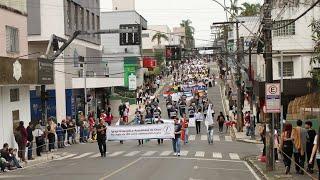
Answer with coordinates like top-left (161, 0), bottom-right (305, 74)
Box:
top-left (1, 72), bottom-right (262, 180)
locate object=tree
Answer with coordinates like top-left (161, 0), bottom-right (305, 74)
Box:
top-left (152, 32), bottom-right (169, 45)
top-left (240, 3), bottom-right (261, 16)
top-left (229, 0), bottom-right (242, 18)
top-left (310, 19), bottom-right (320, 86)
top-left (180, 19), bottom-right (195, 48)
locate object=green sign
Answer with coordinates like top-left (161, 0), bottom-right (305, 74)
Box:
top-left (124, 57), bottom-right (138, 87)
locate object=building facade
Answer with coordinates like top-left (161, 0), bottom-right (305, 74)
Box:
top-left (0, 0), bottom-right (32, 147)
top-left (254, 2), bottom-right (320, 120)
top-left (27, 0), bottom-right (119, 123)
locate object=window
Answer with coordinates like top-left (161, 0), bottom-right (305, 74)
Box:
top-left (278, 61), bottom-right (294, 77)
top-left (273, 20), bottom-right (295, 36)
top-left (66, 0), bottom-right (72, 29)
top-left (142, 33), bottom-right (149, 38)
top-left (92, 13), bottom-right (95, 30)
top-left (10, 88), bottom-right (20, 102)
top-left (86, 10), bottom-right (90, 30)
top-left (80, 7), bottom-right (84, 30)
top-left (6, 26), bottom-right (19, 53)
top-left (74, 3), bottom-right (78, 30)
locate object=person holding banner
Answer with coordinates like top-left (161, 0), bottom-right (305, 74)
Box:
top-left (96, 119), bottom-right (107, 157)
top-left (172, 118), bottom-right (182, 156)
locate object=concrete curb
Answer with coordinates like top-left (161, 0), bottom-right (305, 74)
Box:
top-left (244, 156), bottom-right (269, 180)
top-left (232, 126), bottom-right (263, 144)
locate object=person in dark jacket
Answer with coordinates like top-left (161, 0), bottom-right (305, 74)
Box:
top-left (305, 121), bottom-right (316, 173)
top-left (56, 123), bottom-right (64, 148)
top-left (26, 122), bottom-right (34, 160)
top-left (96, 119), bottom-right (107, 157)
top-left (15, 121), bottom-right (28, 163)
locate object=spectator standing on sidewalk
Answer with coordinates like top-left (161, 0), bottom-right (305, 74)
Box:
top-left (56, 123), bottom-right (64, 148)
top-left (61, 120), bottom-right (68, 146)
top-left (32, 124), bottom-right (44, 156)
top-left (291, 119), bottom-right (308, 175)
top-left (26, 122), bottom-right (34, 160)
top-left (309, 127), bottom-right (320, 178)
top-left (305, 121), bottom-right (316, 173)
top-left (14, 121), bottom-right (28, 163)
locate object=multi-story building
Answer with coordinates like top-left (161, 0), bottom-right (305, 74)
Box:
top-left (142, 25), bottom-right (173, 57)
top-left (254, 1), bottom-right (320, 119)
top-left (100, 8), bottom-right (147, 115)
top-left (27, 0), bottom-right (119, 123)
top-left (0, 0), bottom-right (52, 147)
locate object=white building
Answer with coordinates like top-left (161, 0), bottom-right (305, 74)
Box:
top-left (100, 10), bottom-right (147, 89)
top-left (0, 0), bottom-right (32, 147)
top-left (27, 0), bottom-right (120, 123)
top-left (256, 2), bottom-right (320, 81)
top-left (142, 25), bottom-right (172, 50)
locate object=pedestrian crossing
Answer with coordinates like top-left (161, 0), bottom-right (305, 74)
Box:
top-left (56, 151), bottom-right (242, 161)
top-left (185, 135), bottom-right (233, 142)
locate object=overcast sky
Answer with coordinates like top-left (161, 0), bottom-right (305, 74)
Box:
top-left (100, 0), bottom-right (262, 46)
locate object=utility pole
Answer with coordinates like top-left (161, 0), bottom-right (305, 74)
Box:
top-left (263, 0), bottom-right (274, 171)
top-left (248, 42), bottom-right (255, 139)
top-left (235, 21), bottom-right (243, 132)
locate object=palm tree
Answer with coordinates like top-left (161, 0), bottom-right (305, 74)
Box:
top-left (152, 32), bottom-right (169, 45)
top-left (229, 0), bottom-right (242, 18)
top-left (240, 3), bottom-right (261, 16)
top-left (180, 19), bottom-right (195, 48)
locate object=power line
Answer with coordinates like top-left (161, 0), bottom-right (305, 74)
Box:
top-left (272, 0), bottom-right (320, 30)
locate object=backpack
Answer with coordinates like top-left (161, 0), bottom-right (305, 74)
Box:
top-left (14, 129), bottom-right (22, 144)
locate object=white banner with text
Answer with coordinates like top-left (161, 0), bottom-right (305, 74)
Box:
top-left (107, 124), bottom-right (175, 140)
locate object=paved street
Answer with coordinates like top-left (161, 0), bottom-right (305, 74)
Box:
top-left (1, 80), bottom-right (262, 180)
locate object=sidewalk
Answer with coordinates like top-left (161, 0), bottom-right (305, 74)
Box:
top-left (231, 125), bottom-right (262, 144)
top-left (246, 155), bottom-right (318, 180)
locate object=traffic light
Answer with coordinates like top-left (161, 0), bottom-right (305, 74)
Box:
top-left (257, 40), bottom-right (264, 54)
top-left (165, 45), bottom-right (181, 61)
top-left (41, 91), bottom-right (49, 101)
top-left (120, 24), bottom-right (141, 45)
top-left (79, 56), bottom-right (84, 68)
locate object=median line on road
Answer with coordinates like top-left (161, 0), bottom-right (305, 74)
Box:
top-left (99, 157), bottom-right (142, 180)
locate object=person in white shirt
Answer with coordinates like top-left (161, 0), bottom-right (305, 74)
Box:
top-left (309, 128), bottom-right (320, 178)
top-left (195, 109), bottom-right (204, 134)
top-left (32, 124), bottom-right (44, 156)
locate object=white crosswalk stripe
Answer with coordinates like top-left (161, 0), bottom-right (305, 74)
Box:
top-left (200, 135), bottom-right (207, 140)
top-left (108, 151), bottom-right (125, 157)
top-left (195, 151), bottom-right (205, 157)
top-left (180, 151), bottom-right (189, 156)
top-left (229, 153), bottom-right (240, 160)
top-left (71, 152), bottom-right (94, 159)
top-left (142, 151), bottom-right (157, 156)
top-left (160, 151), bottom-right (172, 156)
top-left (56, 153), bottom-right (77, 160)
top-left (225, 136), bottom-right (232, 142)
top-left (90, 153), bottom-right (104, 158)
top-left (213, 135), bottom-right (220, 141)
top-left (124, 151), bottom-right (141, 157)
top-left (189, 135), bottom-right (196, 141)
top-left (212, 152), bottom-right (222, 159)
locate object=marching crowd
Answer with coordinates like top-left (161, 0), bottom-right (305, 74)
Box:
top-left (0, 58), bottom-right (231, 172)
